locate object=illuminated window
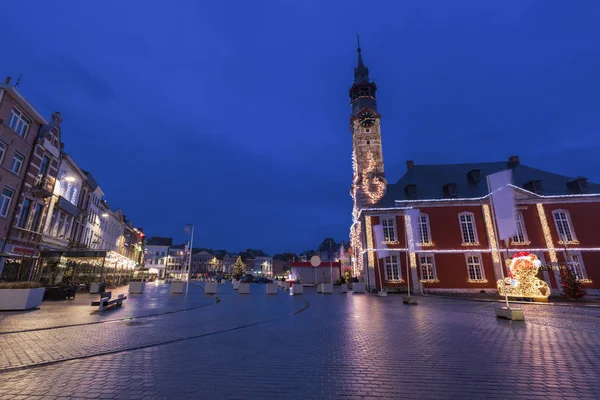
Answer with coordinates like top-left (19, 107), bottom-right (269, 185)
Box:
top-left (10, 152), bottom-right (24, 174)
top-left (512, 212), bottom-right (528, 243)
top-left (383, 253), bottom-right (401, 281)
top-left (7, 108), bottom-right (31, 138)
top-left (458, 212), bottom-right (478, 244)
top-left (419, 254), bottom-right (436, 281)
top-left (567, 253), bottom-right (587, 281)
top-left (0, 142), bottom-right (6, 165)
top-left (16, 198), bottom-right (32, 228)
top-left (381, 217), bottom-right (397, 242)
top-left (0, 187), bottom-right (15, 217)
top-left (465, 253), bottom-right (485, 281)
top-left (552, 210), bottom-right (576, 242)
top-left (418, 214), bottom-right (432, 244)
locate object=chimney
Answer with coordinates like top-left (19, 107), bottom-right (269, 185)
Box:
top-left (508, 155), bottom-right (520, 167)
top-left (4, 76), bottom-right (11, 85)
top-left (406, 160), bottom-right (415, 170)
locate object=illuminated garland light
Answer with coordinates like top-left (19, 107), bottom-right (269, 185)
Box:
top-left (511, 241), bottom-right (532, 246)
top-left (498, 252), bottom-right (550, 299)
top-left (537, 203), bottom-right (558, 263)
top-left (421, 279), bottom-right (440, 283)
top-left (482, 204), bottom-right (500, 264)
top-left (365, 217), bottom-right (375, 272)
top-left (360, 151), bottom-right (386, 203)
top-left (461, 242), bottom-right (482, 247)
top-left (558, 240), bottom-right (581, 245)
top-left (467, 279), bottom-right (489, 284)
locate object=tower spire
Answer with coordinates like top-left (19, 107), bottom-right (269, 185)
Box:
top-left (354, 34), bottom-right (369, 83)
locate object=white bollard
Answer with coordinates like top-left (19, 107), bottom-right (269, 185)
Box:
top-left (205, 282), bottom-right (218, 294)
top-left (283, 282), bottom-right (291, 291)
top-left (266, 283), bottom-right (277, 294)
top-left (129, 281), bottom-right (145, 294)
top-left (90, 282), bottom-right (101, 294)
top-left (233, 280), bottom-right (240, 290)
top-left (291, 284), bottom-right (303, 295)
top-left (352, 283), bottom-right (366, 294)
top-left (340, 283), bottom-right (348, 293)
top-left (317, 283), bottom-right (323, 293)
top-left (171, 281), bottom-right (185, 294)
top-left (321, 283), bottom-right (333, 294)
top-left (238, 282), bottom-right (250, 294)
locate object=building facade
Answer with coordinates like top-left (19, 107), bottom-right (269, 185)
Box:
top-left (40, 153), bottom-right (85, 251)
top-left (348, 44), bottom-right (600, 296)
top-left (144, 237), bottom-right (172, 278)
top-left (0, 78), bottom-right (50, 278)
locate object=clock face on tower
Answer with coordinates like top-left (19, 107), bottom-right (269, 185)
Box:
top-left (358, 111), bottom-right (376, 127)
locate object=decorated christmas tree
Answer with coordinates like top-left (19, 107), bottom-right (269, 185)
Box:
top-left (232, 256), bottom-right (246, 280)
top-left (560, 268), bottom-right (585, 300)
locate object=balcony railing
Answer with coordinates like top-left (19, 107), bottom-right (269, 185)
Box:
top-left (31, 175), bottom-right (56, 198)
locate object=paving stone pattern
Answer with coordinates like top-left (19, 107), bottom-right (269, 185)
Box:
top-left (1, 283), bottom-right (599, 399)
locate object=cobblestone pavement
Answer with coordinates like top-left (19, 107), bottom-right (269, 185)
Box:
top-left (1, 283), bottom-right (600, 399)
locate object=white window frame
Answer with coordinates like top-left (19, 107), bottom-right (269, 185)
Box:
top-left (418, 254), bottom-right (437, 282)
top-left (381, 216), bottom-right (397, 242)
top-left (512, 211), bottom-right (529, 244)
top-left (0, 141), bottom-right (6, 165)
top-left (0, 187), bottom-right (15, 218)
top-left (10, 152), bottom-right (25, 174)
top-left (418, 214), bottom-right (433, 245)
top-left (552, 209), bottom-right (577, 243)
top-left (7, 107), bottom-right (31, 138)
top-left (567, 252), bottom-right (588, 281)
top-left (465, 253), bottom-right (486, 282)
top-left (383, 252), bottom-right (402, 281)
top-left (458, 212), bottom-right (478, 244)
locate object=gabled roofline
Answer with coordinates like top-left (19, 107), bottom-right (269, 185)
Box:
top-left (358, 184), bottom-right (600, 219)
top-left (0, 84), bottom-right (48, 124)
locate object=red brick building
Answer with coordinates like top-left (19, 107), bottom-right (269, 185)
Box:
top-left (357, 157), bottom-right (600, 296)
top-left (0, 78), bottom-right (61, 279)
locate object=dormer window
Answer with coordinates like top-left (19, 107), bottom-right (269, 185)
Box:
top-left (443, 183), bottom-right (458, 198)
top-left (467, 169), bottom-right (481, 183)
top-left (405, 184), bottom-right (417, 198)
top-left (524, 180), bottom-right (542, 194)
top-left (366, 140), bottom-right (370, 145)
top-left (567, 177), bottom-right (588, 193)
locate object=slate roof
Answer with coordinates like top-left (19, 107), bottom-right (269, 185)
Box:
top-left (146, 237), bottom-right (173, 247)
top-left (374, 160), bottom-right (600, 208)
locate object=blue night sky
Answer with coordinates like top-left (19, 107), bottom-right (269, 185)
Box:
top-left (2, 1), bottom-right (599, 254)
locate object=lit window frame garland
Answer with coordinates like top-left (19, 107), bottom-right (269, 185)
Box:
top-left (467, 279), bottom-right (489, 284)
top-left (482, 204), bottom-right (500, 264)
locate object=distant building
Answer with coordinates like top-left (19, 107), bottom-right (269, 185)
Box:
top-left (144, 237), bottom-right (172, 278)
top-left (290, 261), bottom-right (341, 285)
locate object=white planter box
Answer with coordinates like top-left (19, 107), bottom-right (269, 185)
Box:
top-left (90, 282), bottom-right (102, 294)
top-left (352, 283), bottom-right (366, 293)
top-left (340, 283), bottom-right (348, 293)
top-left (320, 283), bottom-right (333, 294)
top-left (238, 282), bottom-right (250, 294)
top-left (233, 280), bottom-right (240, 290)
top-left (204, 282), bottom-right (217, 294)
top-left (282, 282), bottom-right (291, 290)
top-left (291, 284), bottom-right (304, 295)
top-left (129, 281), bottom-right (145, 294)
top-left (495, 307), bottom-right (524, 321)
top-left (171, 281), bottom-right (186, 294)
top-left (266, 283), bottom-right (277, 294)
top-left (0, 288), bottom-right (46, 311)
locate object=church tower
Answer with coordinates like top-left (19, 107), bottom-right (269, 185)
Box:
top-left (350, 36), bottom-right (386, 212)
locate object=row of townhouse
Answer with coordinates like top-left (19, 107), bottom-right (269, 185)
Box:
top-left (143, 239), bottom-right (274, 278)
top-left (354, 157), bottom-right (600, 296)
top-left (0, 77), bottom-right (144, 282)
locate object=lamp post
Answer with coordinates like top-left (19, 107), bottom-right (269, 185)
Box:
top-left (184, 224), bottom-right (194, 294)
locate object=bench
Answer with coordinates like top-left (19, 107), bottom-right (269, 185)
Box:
top-left (91, 291), bottom-right (127, 311)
